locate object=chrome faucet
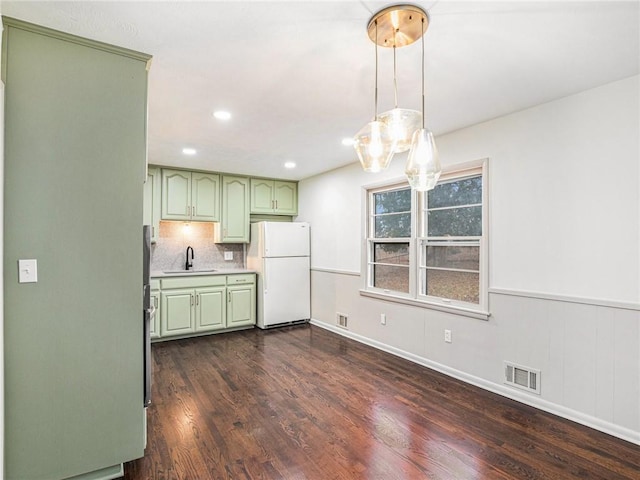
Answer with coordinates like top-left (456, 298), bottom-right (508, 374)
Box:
top-left (185, 246), bottom-right (194, 270)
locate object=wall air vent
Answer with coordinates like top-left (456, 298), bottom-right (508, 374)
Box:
top-left (504, 361), bottom-right (541, 395)
top-left (336, 313), bottom-right (348, 329)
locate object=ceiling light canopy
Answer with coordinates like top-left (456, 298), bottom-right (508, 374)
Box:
top-left (353, 4), bottom-right (441, 190)
top-left (182, 147), bottom-right (197, 155)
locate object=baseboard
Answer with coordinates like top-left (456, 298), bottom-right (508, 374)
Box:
top-left (310, 319), bottom-right (640, 446)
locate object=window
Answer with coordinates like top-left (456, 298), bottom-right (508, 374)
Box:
top-left (367, 186), bottom-right (412, 293)
top-left (362, 161), bottom-right (488, 318)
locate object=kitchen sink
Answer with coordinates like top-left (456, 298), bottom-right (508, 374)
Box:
top-left (163, 269), bottom-right (218, 274)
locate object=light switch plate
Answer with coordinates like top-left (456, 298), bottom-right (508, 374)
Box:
top-left (224, 251), bottom-right (233, 261)
top-left (18, 259), bottom-right (38, 283)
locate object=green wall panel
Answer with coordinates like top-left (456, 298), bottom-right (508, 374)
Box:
top-left (3, 18), bottom-right (150, 480)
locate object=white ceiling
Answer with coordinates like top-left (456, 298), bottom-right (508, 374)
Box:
top-left (2, 1), bottom-right (639, 180)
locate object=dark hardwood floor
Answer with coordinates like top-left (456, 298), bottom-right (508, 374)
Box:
top-left (124, 324), bottom-right (640, 479)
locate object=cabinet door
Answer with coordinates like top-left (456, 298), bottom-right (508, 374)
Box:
top-left (161, 289), bottom-right (195, 336)
top-left (150, 291), bottom-right (160, 339)
top-left (192, 172), bottom-right (220, 221)
top-left (227, 284), bottom-right (256, 327)
top-left (195, 286), bottom-right (226, 332)
top-left (250, 179), bottom-right (275, 214)
top-left (162, 169), bottom-right (191, 220)
top-left (273, 181), bottom-right (297, 215)
top-left (144, 167), bottom-right (161, 242)
top-left (220, 176), bottom-right (250, 243)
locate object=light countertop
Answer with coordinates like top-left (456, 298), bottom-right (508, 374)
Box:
top-left (151, 268), bottom-right (255, 278)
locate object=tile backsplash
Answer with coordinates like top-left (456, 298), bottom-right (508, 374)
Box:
top-left (150, 221), bottom-right (244, 272)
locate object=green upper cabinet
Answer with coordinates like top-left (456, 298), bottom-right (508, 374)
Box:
top-left (192, 172), bottom-right (220, 221)
top-left (143, 166), bottom-right (161, 242)
top-left (217, 176), bottom-right (250, 243)
top-left (162, 168), bottom-right (220, 222)
top-left (250, 178), bottom-right (298, 215)
top-left (162, 169), bottom-right (191, 219)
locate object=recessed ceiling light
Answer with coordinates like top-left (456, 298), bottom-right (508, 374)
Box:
top-left (213, 110), bottom-right (231, 121)
top-left (341, 137), bottom-right (355, 146)
top-left (182, 148), bottom-right (197, 155)
top-left (284, 161), bottom-right (296, 169)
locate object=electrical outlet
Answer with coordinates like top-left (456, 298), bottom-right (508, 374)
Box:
top-left (224, 251), bottom-right (233, 261)
top-left (380, 313), bottom-right (386, 325)
top-left (444, 329), bottom-right (452, 343)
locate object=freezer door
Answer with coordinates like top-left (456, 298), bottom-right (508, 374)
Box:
top-left (263, 222), bottom-right (310, 257)
top-left (260, 256), bottom-right (310, 327)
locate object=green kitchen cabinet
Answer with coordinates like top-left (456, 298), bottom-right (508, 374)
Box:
top-left (227, 283), bottom-right (257, 327)
top-left (156, 274), bottom-right (255, 339)
top-left (195, 286), bottom-right (226, 331)
top-left (162, 169), bottom-right (220, 222)
top-left (161, 288), bottom-right (195, 336)
top-left (217, 175), bottom-right (250, 243)
top-left (144, 166), bottom-right (161, 242)
top-left (250, 178), bottom-right (298, 215)
top-left (150, 290), bottom-right (160, 339)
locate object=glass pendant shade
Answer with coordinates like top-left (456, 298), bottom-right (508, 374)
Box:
top-left (405, 128), bottom-right (441, 191)
top-left (379, 108), bottom-right (422, 153)
top-left (353, 120), bottom-right (396, 173)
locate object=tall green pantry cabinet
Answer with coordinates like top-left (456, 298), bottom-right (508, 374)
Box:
top-left (3, 18), bottom-right (151, 480)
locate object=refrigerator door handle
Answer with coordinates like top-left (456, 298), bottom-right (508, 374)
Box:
top-left (263, 260), bottom-right (267, 293)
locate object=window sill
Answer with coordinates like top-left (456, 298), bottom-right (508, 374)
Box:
top-left (359, 289), bottom-right (491, 321)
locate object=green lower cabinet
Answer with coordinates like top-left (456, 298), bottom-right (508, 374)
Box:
top-left (157, 274), bottom-right (255, 340)
top-left (195, 286), bottom-right (226, 331)
top-left (150, 291), bottom-right (160, 339)
top-left (161, 288), bottom-right (195, 336)
top-left (227, 283), bottom-right (256, 327)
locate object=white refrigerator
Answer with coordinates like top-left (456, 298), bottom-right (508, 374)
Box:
top-left (247, 221), bottom-right (311, 328)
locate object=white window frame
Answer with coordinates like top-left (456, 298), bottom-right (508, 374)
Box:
top-left (364, 181), bottom-right (416, 298)
top-left (360, 159), bottom-right (490, 320)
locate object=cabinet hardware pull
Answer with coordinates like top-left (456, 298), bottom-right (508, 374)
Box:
top-left (196, 294), bottom-right (199, 305)
top-left (152, 226), bottom-right (155, 238)
top-left (275, 200), bottom-right (278, 210)
top-left (228, 291), bottom-right (231, 303)
top-left (192, 206), bottom-right (195, 216)
top-left (191, 294), bottom-right (194, 306)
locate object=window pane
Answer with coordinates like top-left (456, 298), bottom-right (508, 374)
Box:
top-left (425, 270), bottom-right (479, 303)
top-left (427, 206), bottom-right (481, 237)
top-left (426, 246), bottom-right (479, 271)
top-left (428, 176), bottom-right (482, 209)
top-left (374, 243), bottom-right (410, 265)
top-left (374, 188), bottom-right (411, 214)
top-left (374, 265), bottom-right (409, 293)
top-left (375, 212), bottom-right (411, 238)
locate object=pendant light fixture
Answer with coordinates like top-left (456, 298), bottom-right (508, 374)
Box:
top-left (405, 15), bottom-right (441, 191)
top-left (353, 19), bottom-right (395, 173)
top-left (354, 4), bottom-right (441, 190)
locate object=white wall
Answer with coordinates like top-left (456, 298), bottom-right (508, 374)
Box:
top-left (297, 76), bottom-right (640, 444)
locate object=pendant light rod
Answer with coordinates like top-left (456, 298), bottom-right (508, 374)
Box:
top-left (393, 45), bottom-right (398, 107)
top-left (374, 20), bottom-right (379, 120)
top-left (421, 16), bottom-right (425, 129)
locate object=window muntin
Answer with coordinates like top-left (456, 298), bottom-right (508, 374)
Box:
top-left (364, 164), bottom-right (486, 314)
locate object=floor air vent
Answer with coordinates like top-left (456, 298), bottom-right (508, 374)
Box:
top-left (504, 361), bottom-right (541, 394)
top-left (336, 313), bottom-right (348, 329)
